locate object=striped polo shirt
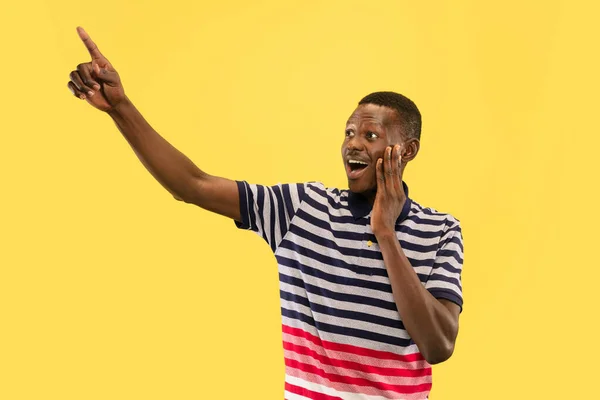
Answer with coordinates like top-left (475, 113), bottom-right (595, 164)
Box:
top-left (235, 180), bottom-right (464, 400)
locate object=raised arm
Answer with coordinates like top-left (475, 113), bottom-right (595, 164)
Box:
top-left (67, 27), bottom-right (240, 221)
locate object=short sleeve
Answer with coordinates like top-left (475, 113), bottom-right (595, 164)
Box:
top-left (425, 221), bottom-right (464, 311)
top-left (235, 181), bottom-right (309, 252)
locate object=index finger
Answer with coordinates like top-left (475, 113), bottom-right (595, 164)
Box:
top-left (77, 26), bottom-right (103, 60)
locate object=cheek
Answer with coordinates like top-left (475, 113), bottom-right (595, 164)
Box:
top-left (371, 148), bottom-right (385, 161)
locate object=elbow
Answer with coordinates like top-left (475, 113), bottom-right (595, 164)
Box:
top-left (174, 193), bottom-right (197, 204)
top-left (422, 341), bottom-right (455, 365)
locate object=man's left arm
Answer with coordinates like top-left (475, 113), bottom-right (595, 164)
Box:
top-left (371, 144), bottom-right (462, 365)
top-left (377, 232), bottom-right (461, 364)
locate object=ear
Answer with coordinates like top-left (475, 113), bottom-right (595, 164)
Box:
top-left (401, 138), bottom-right (420, 163)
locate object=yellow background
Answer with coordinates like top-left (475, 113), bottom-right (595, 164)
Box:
top-left (1, 1), bottom-right (598, 399)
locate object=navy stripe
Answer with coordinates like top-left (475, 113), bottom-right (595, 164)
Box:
top-left (397, 225), bottom-right (448, 239)
top-left (280, 234), bottom-right (434, 270)
top-left (438, 249), bottom-right (463, 264)
top-left (443, 236), bottom-right (464, 252)
top-left (291, 224), bottom-right (380, 260)
top-left (297, 184), bottom-right (307, 207)
top-left (279, 273), bottom-right (399, 312)
top-left (290, 222), bottom-right (440, 259)
top-left (247, 184), bottom-right (257, 231)
top-left (255, 185), bottom-right (266, 236)
top-left (234, 181), bottom-right (251, 230)
top-left (296, 208), bottom-right (363, 241)
top-left (308, 185), bottom-right (349, 212)
top-left (433, 261), bottom-right (462, 274)
top-left (305, 193), bottom-right (453, 229)
top-left (429, 273), bottom-right (461, 288)
top-left (271, 186), bottom-right (288, 247)
top-left (416, 207), bottom-right (454, 217)
top-left (267, 188), bottom-right (278, 251)
top-left (428, 289), bottom-right (463, 308)
top-left (280, 289), bottom-right (407, 331)
top-left (276, 254), bottom-right (393, 293)
top-left (281, 308), bottom-right (413, 348)
top-left (280, 236), bottom-right (386, 276)
top-left (281, 184), bottom-right (295, 221)
top-left (405, 215), bottom-right (448, 227)
top-left (296, 208), bottom-right (445, 244)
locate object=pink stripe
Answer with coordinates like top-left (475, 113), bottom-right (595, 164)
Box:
top-left (285, 357), bottom-right (432, 395)
top-left (283, 332), bottom-right (431, 374)
top-left (282, 324), bottom-right (425, 363)
top-left (286, 367), bottom-right (431, 400)
top-left (284, 348), bottom-right (431, 387)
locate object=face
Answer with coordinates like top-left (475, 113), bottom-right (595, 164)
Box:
top-left (341, 104), bottom-right (413, 197)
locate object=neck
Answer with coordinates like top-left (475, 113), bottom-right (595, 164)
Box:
top-left (362, 188), bottom-right (377, 205)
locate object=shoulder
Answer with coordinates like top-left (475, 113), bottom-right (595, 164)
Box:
top-left (408, 199), bottom-right (461, 235)
top-left (303, 182), bottom-right (348, 200)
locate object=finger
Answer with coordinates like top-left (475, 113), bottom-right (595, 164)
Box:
top-left (92, 64), bottom-right (120, 87)
top-left (376, 157), bottom-right (386, 188)
top-left (398, 143), bottom-right (406, 168)
top-left (77, 63), bottom-right (101, 91)
top-left (385, 146), bottom-right (398, 193)
top-left (68, 81), bottom-right (86, 100)
top-left (391, 144), bottom-right (400, 170)
top-left (69, 70), bottom-right (95, 97)
top-left (385, 146), bottom-right (394, 176)
top-left (77, 26), bottom-right (104, 60)
top-left (392, 144), bottom-right (402, 189)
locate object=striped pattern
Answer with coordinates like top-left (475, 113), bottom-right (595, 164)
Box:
top-left (235, 181), bottom-right (464, 400)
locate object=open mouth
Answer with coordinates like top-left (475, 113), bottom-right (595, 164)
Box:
top-left (346, 159), bottom-right (369, 179)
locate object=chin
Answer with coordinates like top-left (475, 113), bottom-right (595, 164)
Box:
top-left (348, 180), bottom-right (375, 195)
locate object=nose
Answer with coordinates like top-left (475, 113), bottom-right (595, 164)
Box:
top-left (346, 135), bottom-right (365, 152)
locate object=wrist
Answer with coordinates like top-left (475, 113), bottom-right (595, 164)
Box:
top-left (373, 227), bottom-right (396, 242)
top-left (107, 96), bottom-right (133, 117)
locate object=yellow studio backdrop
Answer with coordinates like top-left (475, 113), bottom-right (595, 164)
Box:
top-left (1, 0), bottom-right (598, 399)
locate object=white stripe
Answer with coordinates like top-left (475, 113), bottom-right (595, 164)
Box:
top-left (424, 280), bottom-right (462, 294)
top-left (284, 390), bottom-right (312, 400)
top-left (293, 213), bottom-right (442, 250)
top-left (280, 281), bottom-right (404, 324)
top-left (249, 186), bottom-right (265, 238)
top-left (285, 374), bottom-right (393, 400)
top-left (277, 243), bottom-right (391, 287)
top-left (278, 262), bottom-right (398, 308)
top-left (282, 301), bottom-right (411, 341)
top-left (280, 316), bottom-right (421, 356)
top-left (428, 265), bottom-right (459, 279)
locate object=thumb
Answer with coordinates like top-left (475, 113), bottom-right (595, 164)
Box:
top-left (92, 62), bottom-right (119, 86)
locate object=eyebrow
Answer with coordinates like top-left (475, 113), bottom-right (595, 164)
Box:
top-left (346, 118), bottom-right (384, 128)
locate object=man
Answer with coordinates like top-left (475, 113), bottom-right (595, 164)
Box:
top-left (68, 27), bottom-right (463, 400)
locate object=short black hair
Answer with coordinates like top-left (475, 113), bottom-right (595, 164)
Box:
top-left (358, 91), bottom-right (422, 140)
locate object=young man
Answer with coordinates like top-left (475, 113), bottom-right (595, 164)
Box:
top-left (68, 27), bottom-right (463, 400)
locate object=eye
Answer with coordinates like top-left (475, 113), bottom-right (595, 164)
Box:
top-left (345, 129), bottom-right (354, 137)
top-left (366, 131), bottom-right (379, 140)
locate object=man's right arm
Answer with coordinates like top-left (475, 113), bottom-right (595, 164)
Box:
top-left (107, 98), bottom-right (241, 222)
top-left (68, 27), bottom-right (240, 222)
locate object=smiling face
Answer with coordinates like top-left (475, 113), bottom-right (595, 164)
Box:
top-left (341, 103), bottom-right (418, 200)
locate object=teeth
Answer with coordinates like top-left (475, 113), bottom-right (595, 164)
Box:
top-left (348, 160), bottom-right (368, 165)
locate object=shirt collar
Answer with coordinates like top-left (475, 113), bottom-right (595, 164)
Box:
top-left (347, 181), bottom-right (412, 224)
